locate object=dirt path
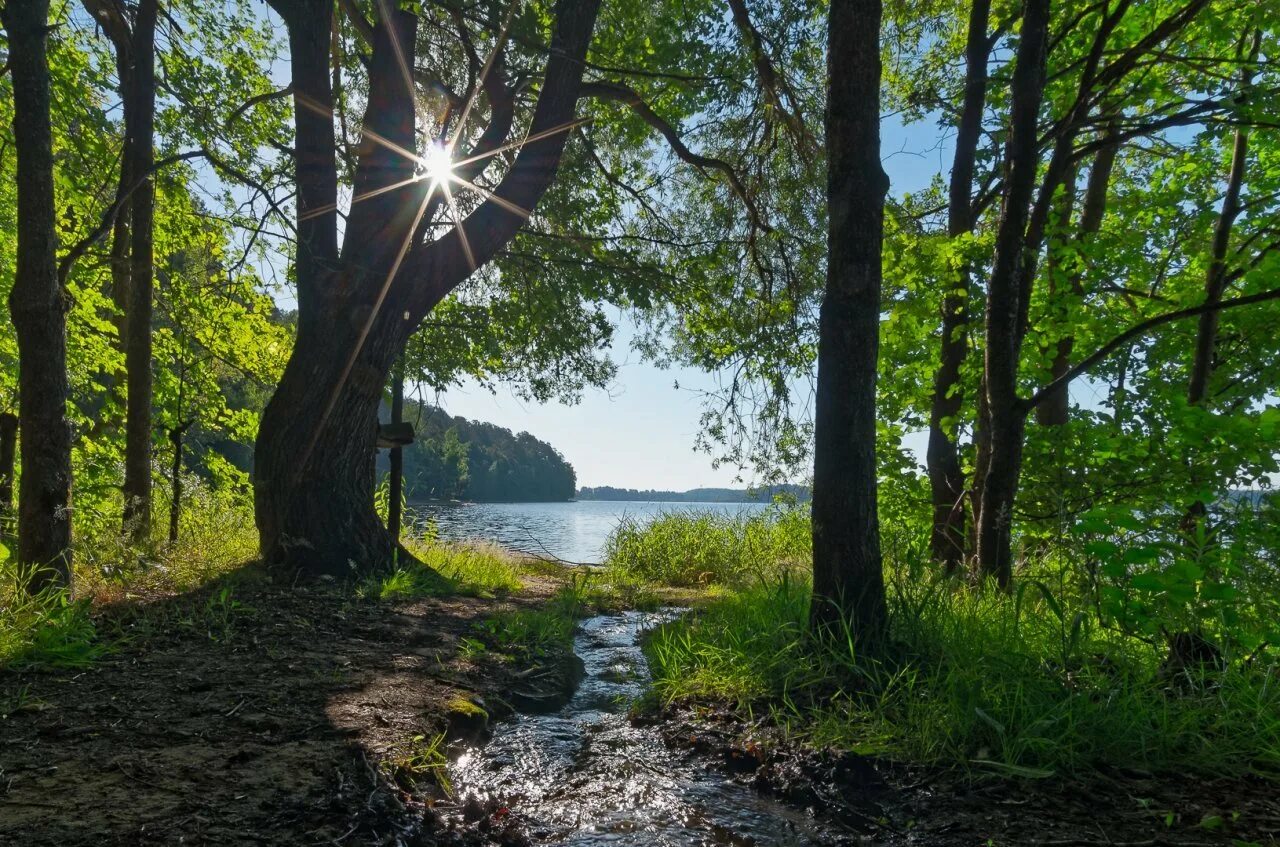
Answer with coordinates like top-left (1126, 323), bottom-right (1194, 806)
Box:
top-left (0, 566), bottom-right (563, 846)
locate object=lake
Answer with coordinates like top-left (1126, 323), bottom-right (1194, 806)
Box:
top-left (406, 500), bottom-right (770, 564)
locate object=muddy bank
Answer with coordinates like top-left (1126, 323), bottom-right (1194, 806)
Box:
top-left (652, 700), bottom-right (1280, 846)
top-left (0, 566), bottom-right (579, 846)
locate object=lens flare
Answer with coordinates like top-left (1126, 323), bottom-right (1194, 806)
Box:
top-left (422, 142), bottom-right (454, 185)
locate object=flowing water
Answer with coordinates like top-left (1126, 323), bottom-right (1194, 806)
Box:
top-left (408, 501), bottom-right (770, 564)
top-left (450, 611), bottom-right (851, 845)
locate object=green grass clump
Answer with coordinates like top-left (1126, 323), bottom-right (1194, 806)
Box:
top-left (1, 565), bottom-right (104, 671)
top-left (604, 505), bottom-right (809, 587)
top-left (645, 571), bottom-right (1280, 779)
top-left (473, 581), bottom-right (590, 659)
top-left (366, 540), bottom-right (524, 601)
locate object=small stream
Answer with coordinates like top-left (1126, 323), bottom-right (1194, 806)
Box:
top-left (450, 611), bottom-right (852, 845)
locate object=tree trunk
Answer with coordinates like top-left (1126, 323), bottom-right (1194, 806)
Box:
top-left (388, 358), bottom-right (405, 547)
top-left (1037, 134), bottom-right (1119, 425)
top-left (3, 0), bottom-right (74, 589)
top-left (254, 0), bottom-right (601, 576)
top-left (168, 423), bottom-right (188, 545)
top-left (810, 0), bottom-right (888, 640)
top-left (122, 0), bottom-right (159, 542)
top-left (927, 0), bottom-right (991, 573)
top-left (1188, 127), bottom-right (1249, 406)
top-left (975, 0), bottom-right (1051, 587)
top-left (0, 412), bottom-right (18, 540)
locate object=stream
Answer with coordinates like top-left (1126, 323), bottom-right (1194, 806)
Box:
top-left (450, 611), bottom-right (853, 845)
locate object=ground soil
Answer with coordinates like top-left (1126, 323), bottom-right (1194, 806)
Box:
top-left (0, 564), bottom-right (573, 846)
top-left (655, 701), bottom-right (1280, 846)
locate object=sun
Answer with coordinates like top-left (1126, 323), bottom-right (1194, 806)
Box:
top-left (421, 142), bottom-right (454, 185)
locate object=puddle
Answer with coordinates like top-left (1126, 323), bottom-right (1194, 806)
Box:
top-left (450, 611), bottom-right (854, 845)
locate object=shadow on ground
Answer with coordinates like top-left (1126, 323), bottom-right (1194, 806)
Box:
top-left (0, 563), bottom-right (547, 845)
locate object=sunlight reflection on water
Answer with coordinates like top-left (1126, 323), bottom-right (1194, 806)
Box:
top-left (450, 611), bottom-right (850, 845)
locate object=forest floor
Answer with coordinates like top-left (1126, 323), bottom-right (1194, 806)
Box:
top-left (0, 563), bottom-right (580, 846)
top-left (2, 564), bottom-right (1278, 846)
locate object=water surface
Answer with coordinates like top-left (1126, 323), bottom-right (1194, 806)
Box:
top-left (407, 500), bottom-right (769, 564)
top-left (450, 611), bottom-right (850, 845)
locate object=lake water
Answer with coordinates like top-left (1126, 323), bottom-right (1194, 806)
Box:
top-left (406, 500), bottom-right (770, 564)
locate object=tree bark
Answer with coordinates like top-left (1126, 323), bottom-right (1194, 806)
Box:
top-left (3, 0), bottom-right (74, 588)
top-left (0, 412), bottom-right (18, 540)
top-left (810, 0), bottom-right (888, 640)
top-left (387, 357), bottom-right (405, 547)
top-left (927, 0), bottom-right (990, 573)
top-left (975, 0), bottom-right (1051, 587)
top-left (122, 0), bottom-right (159, 542)
top-left (167, 423), bottom-right (189, 545)
top-left (254, 0), bottom-right (602, 575)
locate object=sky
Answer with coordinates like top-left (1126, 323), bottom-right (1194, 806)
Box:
top-left (431, 114), bottom-right (952, 491)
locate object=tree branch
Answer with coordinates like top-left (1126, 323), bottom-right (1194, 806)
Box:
top-left (578, 80), bottom-right (772, 234)
top-left (1021, 286), bottom-right (1280, 413)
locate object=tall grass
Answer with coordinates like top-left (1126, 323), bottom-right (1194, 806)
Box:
top-left (364, 539), bottom-right (524, 601)
top-left (604, 505), bottom-right (809, 587)
top-left (645, 571), bottom-right (1280, 778)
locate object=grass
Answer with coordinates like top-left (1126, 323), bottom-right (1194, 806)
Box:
top-left (0, 566), bottom-right (104, 671)
top-left (611, 507), bottom-right (1280, 780)
top-left (645, 571), bottom-right (1280, 780)
top-left (471, 575), bottom-right (595, 659)
top-left (603, 505), bottom-right (809, 587)
top-left (361, 539), bottom-right (524, 601)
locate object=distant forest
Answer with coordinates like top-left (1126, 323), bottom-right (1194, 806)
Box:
top-left (576, 485), bottom-right (810, 503)
top-left (378, 405), bottom-right (576, 503)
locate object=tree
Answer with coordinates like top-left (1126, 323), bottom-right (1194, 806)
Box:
top-left (3, 0), bottom-right (74, 588)
top-left (973, 0), bottom-right (1051, 586)
top-left (810, 0), bottom-right (888, 638)
top-left (253, 0), bottom-right (604, 574)
top-left (925, 0), bottom-right (991, 572)
top-left (81, 0), bottom-right (160, 541)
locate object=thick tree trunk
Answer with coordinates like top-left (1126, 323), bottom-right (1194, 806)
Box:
top-left (4, 0), bottom-right (74, 588)
top-left (927, 0), bottom-right (991, 572)
top-left (388, 358), bottom-right (405, 546)
top-left (256, 314), bottom-right (407, 574)
top-left (810, 0), bottom-right (888, 640)
top-left (254, 0), bottom-right (601, 576)
top-left (1037, 136), bottom-right (1119, 425)
top-left (975, 0), bottom-right (1051, 587)
top-left (122, 0), bottom-right (158, 542)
